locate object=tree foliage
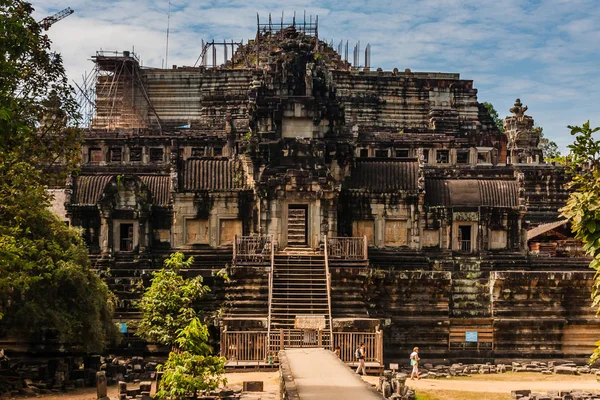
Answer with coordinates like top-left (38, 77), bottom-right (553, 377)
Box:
top-left (156, 319), bottom-right (226, 400)
top-left (0, 212), bottom-right (119, 351)
top-left (0, 0), bottom-right (82, 180)
top-left (138, 253), bottom-right (226, 398)
top-left (136, 253), bottom-right (210, 346)
top-left (0, 0), bottom-right (117, 351)
top-left (559, 121), bottom-right (600, 363)
top-left (534, 126), bottom-right (561, 160)
top-left (0, 1), bottom-right (118, 350)
top-left (482, 102), bottom-right (504, 133)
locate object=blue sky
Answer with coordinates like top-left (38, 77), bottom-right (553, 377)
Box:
top-left (31, 0), bottom-right (600, 152)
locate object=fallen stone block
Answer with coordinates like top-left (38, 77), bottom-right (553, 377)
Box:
top-left (512, 389), bottom-right (531, 398)
top-left (243, 381), bottom-right (263, 392)
top-left (555, 366), bottom-right (578, 375)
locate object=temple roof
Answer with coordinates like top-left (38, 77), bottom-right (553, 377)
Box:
top-left (182, 158), bottom-right (246, 191)
top-left (425, 179), bottom-right (519, 208)
top-left (347, 159), bottom-right (419, 192)
top-left (72, 175), bottom-right (112, 205)
top-left (71, 175), bottom-right (171, 206)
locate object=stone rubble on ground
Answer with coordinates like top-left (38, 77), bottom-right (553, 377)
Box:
top-left (389, 360), bottom-right (599, 380)
top-left (511, 389), bottom-right (600, 400)
top-left (377, 370), bottom-right (416, 400)
top-left (0, 355), bottom-right (159, 398)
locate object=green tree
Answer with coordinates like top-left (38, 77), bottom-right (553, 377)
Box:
top-left (136, 253), bottom-right (210, 346)
top-left (559, 121), bottom-right (600, 363)
top-left (138, 253), bottom-right (226, 398)
top-left (156, 318), bottom-right (227, 400)
top-left (482, 102), bottom-right (504, 133)
top-left (534, 126), bottom-right (561, 159)
top-left (0, 0), bottom-right (118, 350)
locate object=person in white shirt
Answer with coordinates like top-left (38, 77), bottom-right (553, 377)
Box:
top-left (410, 346), bottom-right (420, 380)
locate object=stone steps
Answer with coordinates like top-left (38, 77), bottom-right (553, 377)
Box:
top-left (269, 252), bottom-right (331, 330)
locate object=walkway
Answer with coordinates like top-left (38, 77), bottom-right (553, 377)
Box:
top-left (282, 348), bottom-right (381, 400)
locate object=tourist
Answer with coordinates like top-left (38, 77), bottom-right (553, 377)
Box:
top-left (410, 347), bottom-right (420, 380)
top-left (355, 343), bottom-right (366, 375)
top-left (334, 346), bottom-right (341, 358)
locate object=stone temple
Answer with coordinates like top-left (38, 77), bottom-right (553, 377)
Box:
top-left (50, 16), bottom-right (596, 365)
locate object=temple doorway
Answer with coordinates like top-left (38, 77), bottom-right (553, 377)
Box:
top-left (287, 205), bottom-right (308, 246)
top-left (119, 223), bottom-right (134, 251)
top-left (459, 225), bottom-right (472, 252)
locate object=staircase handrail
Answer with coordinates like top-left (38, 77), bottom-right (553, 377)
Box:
top-left (324, 235), bottom-right (334, 350)
top-left (233, 234), bottom-right (237, 265)
top-left (267, 234), bottom-right (274, 356)
top-left (234, 235), bottom-right (272, 264)
top-left (326, 237), bottom-right (368, 260)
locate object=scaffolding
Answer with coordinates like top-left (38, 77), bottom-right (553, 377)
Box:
top-left (257, 11), bottom-right (318, 37)
top-left (193, 40), bottom-right (244, 68)
top-left (74, 51), bottom-right (162, 132)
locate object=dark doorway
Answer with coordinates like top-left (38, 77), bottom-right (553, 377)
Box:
top-left (287, 205), bottom-right (308, 246)
top-left (120, 223), bottom-right (134, 251)
top-left (459, 225), bottom-right (472, 252)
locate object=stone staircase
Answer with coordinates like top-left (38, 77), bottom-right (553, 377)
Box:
top-left (270, 250), bottom-right (331, 331)
top-left (450, 269), bottom-right (491, 319)
top-left (287, 208), bottom-right (307, 245)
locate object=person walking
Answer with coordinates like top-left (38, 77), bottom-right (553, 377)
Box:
top-left (410, 346), bottom-right (420, 380)
top-left (355, 343), bottom-right (366, 375)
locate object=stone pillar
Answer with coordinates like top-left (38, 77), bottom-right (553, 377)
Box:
top-left (139, 216), bottom-right (149, 252)
top-left (99, 210), bottom-right (111, 256)
top-left (117, 381), bottom-right (127, 400)
top-left (96, 371), bottom-right (108, 400)
top-left (312, 199), bottom-right (321, 248)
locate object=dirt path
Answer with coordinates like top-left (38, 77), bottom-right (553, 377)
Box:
top-left (362, 373), bottom-right (600, 393)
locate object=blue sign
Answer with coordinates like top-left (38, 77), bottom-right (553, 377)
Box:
top-left (118, 322), bottom-right (128, 334)
top-left (465, 331), bottom-right (478, 342)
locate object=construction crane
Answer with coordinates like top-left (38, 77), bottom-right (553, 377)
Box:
top-left (38, 7), bottom-right (74, 30)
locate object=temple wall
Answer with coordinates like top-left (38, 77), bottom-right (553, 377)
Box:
top-left (142, 69), bottom-right (254, 129)
top-left (172, 193), bottom-right (248, 248)
top-left (336, 267), bottom-right (600, 364)
top-left (517, 165), bottom-right (570, 226)
top-left (332, 71), bottom-right (484, 137)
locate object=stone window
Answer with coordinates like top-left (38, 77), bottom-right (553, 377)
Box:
top-left (385, 220), bottom-right (408, 246)
top-left (109, 148), bottom-right (122, 162)
top-left (422, 149), bottom-right (430, 163)
top-left (150, 148), bottom-right (164, 162)
top-left (359, 148), bottom-right (369, 158)
top-left (489, 230), bottom-right (507, 250)
top-left (422, 229), bottom-right (439, 248)
top-left (213, 147), bottom-right (223, 157)
top-left (395, 148), bottom-right (409, 158)
top-left (436, 150), bottom-right (449, 164)
top-left (130, 147), bottom-right (142, 162)
top-left (88, 148), bottom-right (102, 163)
top-left (457, 150), bottom-right (469, 164)
top-left (375, 149), bottom-right (389, 158)
top-left (352, 220), bottom-right (375, 245)
top-left (477, 151), bottom-right (491, 164)
top-left (219, 219), bottom-right (242, 246)
top-left (185, 219), bottom-right (209, 245)
top-left (191, 147), bottom-right (205, 157)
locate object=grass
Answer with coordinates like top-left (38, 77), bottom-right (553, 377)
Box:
top-left (416, 389), bottom-right (512, 400)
